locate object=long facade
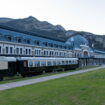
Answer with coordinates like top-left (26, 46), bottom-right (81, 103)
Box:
top-left (0, 25), bottom-right (104, 66)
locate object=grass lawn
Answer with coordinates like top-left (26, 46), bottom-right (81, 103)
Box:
top-left (0, 67), bottom-right (105, 105)
top-left (0, 65), bottom-right (98, 84)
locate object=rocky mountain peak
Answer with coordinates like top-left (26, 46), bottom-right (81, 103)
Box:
top-left (55, 25), bottom-right (66, 31)
top-left (24, 16), bottom-right (39, 22)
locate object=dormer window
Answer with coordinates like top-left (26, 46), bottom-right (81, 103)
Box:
top-left (15, 37), bottom-right (22, 43)
top-left (34, 40), bottom-right (40, 45)
top-left (17, 38), bottom-right (22, 43)
top-left (0, 33), bottom-right (3, 38)
top-left (59, 45), bottom-right (62, 48)
top-left (49, 43), bottom-right (53, 47)
top-left (54, 44), bottom-right (58, 48)
top-left (27, 39), bottom-right (31, 44)
top-left (6, 35), bottom-right (12, 41)
top-left (43, 42), bottom-right (48, 46)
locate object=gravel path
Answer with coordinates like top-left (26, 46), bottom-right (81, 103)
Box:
top-left (0, 66), bottom-right (105, 91)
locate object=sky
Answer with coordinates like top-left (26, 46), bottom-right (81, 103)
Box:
top-left (0, 0), bottom-right (105, 35)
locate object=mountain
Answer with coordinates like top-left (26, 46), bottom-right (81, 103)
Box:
top-left (0, 16), bottom-right (67, 41)
top-left (0, 16), bottom-right (105, 50)
top-left (0, 17), bottom-right (13, 23)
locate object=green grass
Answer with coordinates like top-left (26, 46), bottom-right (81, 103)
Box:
top-left (0, 67), bottom-right (105, 105)
top-left (0, 65), bottom-right (98, 84)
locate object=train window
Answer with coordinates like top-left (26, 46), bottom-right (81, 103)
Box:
top-left (24, 61), bottom-right (27, 67)
top-left (69, 61), bottom-right (71, 64)
top-left (34, 61), bottom-right (40, 67)
top-left (29, 61), bottom-right (33, 67)
top-left (66, 61), bottom-right (68, 64)
top-left (57, 61), bottom-right (60, 65)
top-left (53, 61), bottom-right (56, 65)
top-left (47, 61), bottom-right (52, 66)
top-left (41, 61), bottom-right (46, 66)
top-left (62, 61), bottom-right (65, 65)
top-left (6, 47), bottom-right (8, 54)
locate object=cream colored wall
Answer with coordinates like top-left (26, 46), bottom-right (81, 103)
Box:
top-left (0, 62), bottom-right (8, 70)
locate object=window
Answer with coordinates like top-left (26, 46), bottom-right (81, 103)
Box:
top-left (47, 61), bottom-right (52, 66)
top-left (6, 36), bottom-right (12, 41)
top-left (41, 61), bottom-right (46, 66)
top-left (20, 48), bottom-right (23, 55)
top-left (10, 47), bottom-right (13, 54)
top-left (64, 46), bottom-right (67, 49)
top-left (16, 48), bottom-right (19, 54)
top-left (49, 43), bottom-right (53, 47)
top-left (35, 49), bottom-right (37, 55)
top-left (34, 61), bottom-right (40, 67)
top-left (55, 44), bottom-right (58, 48)
top-left (27, 39), bottom-right (30, 44)
top-left (34, 40), bottom-right (40, 45)
top-left (29, 49), bottom-right (31, 55)
top-left (0, 46), bottom-right (1, 54)
top-left (29, 61), bottom-right (33, 67)
top-left (43, 42), bottom-right (48, 46)
top-left (59, 45), bottom-right (62, 48)
top-left (26, 49), bottom-right (28, 55)
top-left (18, 38), bottom-right (22, 43)
top-left (23, 39), bottom-right (27, 43)
top-left (24, 61), bottom-right (27, 67)
top-left (6, 47), bottom-right (8, 54)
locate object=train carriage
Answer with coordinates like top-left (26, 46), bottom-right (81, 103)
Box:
top-left (17, 57), bottom-right (79, 77)
top-left (0, 57), bottom-right (16, 80)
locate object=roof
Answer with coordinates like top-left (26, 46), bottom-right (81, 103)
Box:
top-left (0, 25), bottom-right (65, 42)
top-left (94, 49), bottom-right (105, 54)
top-left (66, 35), bottom-right (89, 49)
top-left (0, 57), bottom-right (16, 61)
top-left (18, 57), bottom-right (78, 61)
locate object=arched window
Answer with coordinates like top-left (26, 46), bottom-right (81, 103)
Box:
top-left (84, 51), bottom-right (88, 57)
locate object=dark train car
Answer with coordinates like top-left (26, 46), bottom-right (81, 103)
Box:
top-left (17, 57), bottom-right (79, 77)
top-left (0, 57), bottom-right (17, 80)
top-left (0, 57), bottom-right (79, 80)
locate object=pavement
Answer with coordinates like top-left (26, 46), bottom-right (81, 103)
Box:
top-left (0, 65), bottom-right (105, 91)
